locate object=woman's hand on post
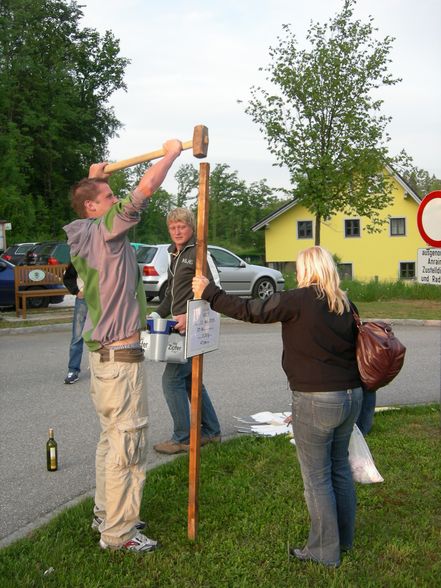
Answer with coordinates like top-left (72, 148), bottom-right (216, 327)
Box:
top-left (192, 275), bottom-right (209, 298)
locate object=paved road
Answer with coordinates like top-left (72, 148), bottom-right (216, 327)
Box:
top-left (0, 321), bottom-right (439, 547)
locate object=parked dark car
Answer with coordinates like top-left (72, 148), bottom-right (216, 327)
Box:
top-left (0, 259), bottom-right (65, 308)
top-left (1, 243), bottom-right (37, 265)
top-left (25, 241), bottom-right (70, 265)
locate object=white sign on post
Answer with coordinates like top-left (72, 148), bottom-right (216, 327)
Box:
top-left (185, 299), bottom-right (220, 358)
top-left (417, 248), bottom-right (441, 285)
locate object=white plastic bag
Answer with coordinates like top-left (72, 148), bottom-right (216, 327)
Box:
top-left (348, 425), bottom-right (384, 484)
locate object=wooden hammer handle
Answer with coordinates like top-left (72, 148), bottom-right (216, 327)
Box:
top-left (104, 139), bottom-right (193, 174)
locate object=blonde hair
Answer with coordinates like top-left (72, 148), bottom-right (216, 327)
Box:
top-left (167, 207), bottom-right (195, 230)
top-left (296, 246), bottom-right (349, 315)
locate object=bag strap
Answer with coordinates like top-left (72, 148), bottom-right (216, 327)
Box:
top-left (349, 301), bottom-right (362, 328)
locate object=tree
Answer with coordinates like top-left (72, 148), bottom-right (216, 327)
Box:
top-left (0, 0), bottom-right (129, 240)
top-left (401, 166), bottom-right (441, 199)
top-left (174, 164), bottom-right (199, 207)
top-left (244, 0), bottom-right (403, 245)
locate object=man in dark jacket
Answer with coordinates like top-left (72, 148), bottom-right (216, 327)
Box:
top-left (63, 262), bottom-right (87, 384)
top-left (153, 208), bottom-right (221, 454)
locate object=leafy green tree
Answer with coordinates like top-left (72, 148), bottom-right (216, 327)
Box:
top-left (199, 163), bottom-right (282, 255)
top-left (0, 0), bottom-right (128, 241)
top-left (401, 167), bottom-right (441, 199)
top-left (174, 164), bottom-right (199, 207)
top-left (102, 160), bottom-right (285, 256)
top-left (244, 0), bottom-right (403, 245)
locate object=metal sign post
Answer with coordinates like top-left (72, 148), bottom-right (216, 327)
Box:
top-left (188, 162), bottom-right (210, 540)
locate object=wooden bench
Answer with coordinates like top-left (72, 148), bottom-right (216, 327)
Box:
top-left (14, 264), bottom-right (69, 319)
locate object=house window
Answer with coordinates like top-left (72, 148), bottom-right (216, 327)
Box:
top-left (390, 217), bottom-right (406, 236)
top-left (297, 220), bottom-right (313, 239)
top-left (400, 262), bottom-right (415, 279)
top-left (344, 219), bottom-right (360, 238)
top-left (337, 263), bottom-right (353, 280)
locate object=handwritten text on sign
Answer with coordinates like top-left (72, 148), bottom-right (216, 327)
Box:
top-left (185, 299), bottom-right (220, 358)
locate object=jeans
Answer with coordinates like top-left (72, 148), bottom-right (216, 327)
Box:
top-left (162, 359), bottom-right (221, 443)
top-left (356, 389), bottom-right (377, 435)
top-left (292, 387), bottom-right (363, 566)
top-left (68, 296), bottom-right (87, 373)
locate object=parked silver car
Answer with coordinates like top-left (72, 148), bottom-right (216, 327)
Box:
top-left (136, 244), bottom-right (285, 302)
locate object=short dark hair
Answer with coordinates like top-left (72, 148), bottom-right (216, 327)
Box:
top-left (70, 178), bottom-right (108, 218)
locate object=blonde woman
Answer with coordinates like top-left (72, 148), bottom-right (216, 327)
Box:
top-left (193, 246), bottom-right (362, 568)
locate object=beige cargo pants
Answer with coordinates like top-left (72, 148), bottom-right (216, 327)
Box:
top-left (89, 350), bottom-right (148, 547)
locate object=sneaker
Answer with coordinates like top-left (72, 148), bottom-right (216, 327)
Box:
top-left (153, 439), bottom-right (190, 454)
top-left (64, 371), bottom-right (79, 384)
top-left (99, 531), bottom-right (158, 553)
top-left (91, 514), bottom-right (146, 532)
top-left (201, 435), bottom-right (222, 446)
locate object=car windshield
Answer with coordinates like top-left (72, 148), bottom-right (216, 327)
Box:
top-left (136, 246), bottom-right (158, 264)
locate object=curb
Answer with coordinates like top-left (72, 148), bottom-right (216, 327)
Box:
top-left (0, 317), bottom-right (440, 336)
top-left (0, 323), bottom-right (72, 335)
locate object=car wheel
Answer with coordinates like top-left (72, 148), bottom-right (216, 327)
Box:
top-left (25, 288), bottom-right (50, 309)
top-left (158, 282), bottom-right (168, 302)
top-left (252, 277), bottom-right (275, 300)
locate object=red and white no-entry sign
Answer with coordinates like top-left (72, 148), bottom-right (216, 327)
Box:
top-left (417, 191), bottom-right (441, 247)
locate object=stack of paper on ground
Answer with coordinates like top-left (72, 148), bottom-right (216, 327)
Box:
top-left (234, 410), bottom-right (383, 485)
top-left (234, 411), bottom-right (293, 438)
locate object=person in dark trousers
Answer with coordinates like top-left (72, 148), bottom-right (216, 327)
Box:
top-left (356, 389), bottom-right (377, 434)
top-left (63, 262), bottom-right (87, 384)
top-left (152, 207), bottom-right (221, 455)
top-left (193, 246), bottom-right (363, 568)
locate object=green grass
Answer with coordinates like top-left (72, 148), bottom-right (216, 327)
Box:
top-left (1, 405), bottom-right (440, 587)
top-left (356, 299), bottom-right (441, 320)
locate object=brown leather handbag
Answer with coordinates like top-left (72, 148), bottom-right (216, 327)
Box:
top-left (351, 307), bottom-right (406, 391)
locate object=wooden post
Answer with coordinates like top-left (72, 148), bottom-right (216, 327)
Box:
top-left (188, 162), bottom-right (210, 540)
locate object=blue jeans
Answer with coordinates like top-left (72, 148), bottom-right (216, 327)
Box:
top-left (162, 359), bottom-right (221, 443)
top-left (292, 388), bottom-right (363, 566)
top-left (68, 297), bottom-right (87, 373)
top-left (356, 389), bottom-right (376, 435)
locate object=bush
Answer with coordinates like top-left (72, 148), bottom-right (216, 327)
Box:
top-left (342, 280), bottom-right (441, 302)
top-left (282, 275), bottom-right (441, 301)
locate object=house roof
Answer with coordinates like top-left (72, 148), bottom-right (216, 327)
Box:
top-left (251, 165), bottom-right (421, 232)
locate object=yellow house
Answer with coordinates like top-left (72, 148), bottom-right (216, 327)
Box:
top-left (252, 166), bottom-right (426, 281)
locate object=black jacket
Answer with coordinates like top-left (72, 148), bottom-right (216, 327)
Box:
top-left (157, 236), bottom-right (219, 317)
top-left (63, 262), bottom-right (80, 296)
top-left (201, 282), bottom-right (362, 393)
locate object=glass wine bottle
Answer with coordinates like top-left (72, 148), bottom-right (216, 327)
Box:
top-left (46, 428), bottom-right (58, 471)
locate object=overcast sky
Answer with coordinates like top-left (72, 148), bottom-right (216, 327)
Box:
top-left (79, 0), bottom-right (441, 193)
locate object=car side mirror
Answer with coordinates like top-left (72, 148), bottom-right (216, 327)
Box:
top-left (239, 261), bottom-right (246, 268)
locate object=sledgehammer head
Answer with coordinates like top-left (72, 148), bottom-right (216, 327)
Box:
top-left (193, 125), bottom-right (209, 158)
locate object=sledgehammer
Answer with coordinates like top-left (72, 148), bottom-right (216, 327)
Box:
top-left (103, 125), bottom-right (209, 174)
